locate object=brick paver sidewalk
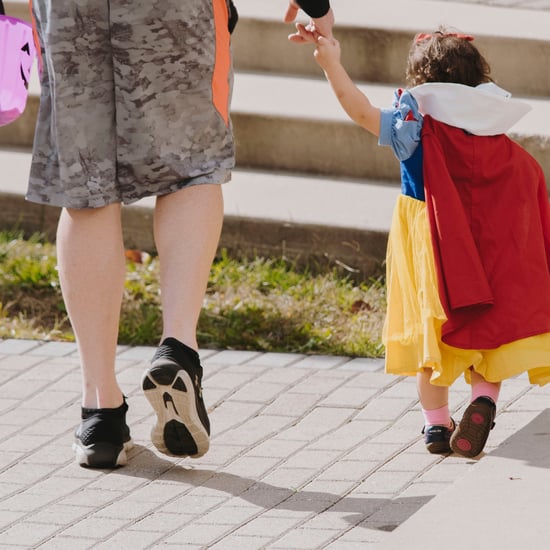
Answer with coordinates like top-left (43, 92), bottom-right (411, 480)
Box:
top-left (1, 339), bottom-right (548, 549)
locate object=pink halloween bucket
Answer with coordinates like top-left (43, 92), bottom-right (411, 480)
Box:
top-left (0, 0), bottom-right (36, 126)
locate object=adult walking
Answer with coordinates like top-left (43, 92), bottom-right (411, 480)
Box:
top-left (26, 0), bottom-right (333, 468)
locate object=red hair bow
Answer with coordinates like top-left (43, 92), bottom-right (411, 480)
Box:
top-left (415, 32), bottom-right (475, 43)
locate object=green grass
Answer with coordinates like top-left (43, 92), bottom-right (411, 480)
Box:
top-left (0, 232), bottom-right (386, 357)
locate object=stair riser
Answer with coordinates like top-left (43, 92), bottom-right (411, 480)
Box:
top-left (233, 20), bottom-right (550, 97)
top-left (236, 119), bottom-right (550, 185)
top-left (3, 1), bottom-right (28, 21)
top-left (233, 114), bottom-right (400, 181)
top-left (0, 192), bottom-right (386, 280)
top-left (234, 116), bottom-right (550, 184)
top-left (0, 100), bottom-right (38, 149)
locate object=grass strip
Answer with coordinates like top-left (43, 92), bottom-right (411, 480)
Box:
top-left (0, 232), bottom-right (386, 357)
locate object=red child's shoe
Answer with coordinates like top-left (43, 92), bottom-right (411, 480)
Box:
top-left (450, 396), bottom-right (496, 458)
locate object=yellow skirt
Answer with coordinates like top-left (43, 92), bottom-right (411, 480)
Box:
top-left (383, 195), bottom-right (550, 387)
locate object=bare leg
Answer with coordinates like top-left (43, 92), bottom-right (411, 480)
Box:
top-left (417, 368), bottom-right (449, 410)
top-left (153, 184), bottom-right (224, 350)
top-left (141, 184), bottom-right (223, 458)
top-left (56, 204), bottom-right (126, 409)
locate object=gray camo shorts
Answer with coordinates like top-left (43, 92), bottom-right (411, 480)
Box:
top-left (27, 0), bottom-right (235, 209)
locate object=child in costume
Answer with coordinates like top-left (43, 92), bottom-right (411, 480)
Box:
top-left (314, 27), bottom-right (550, 458)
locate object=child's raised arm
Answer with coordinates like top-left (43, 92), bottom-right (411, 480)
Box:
top-left (314, 36), bottom-right (381, 137)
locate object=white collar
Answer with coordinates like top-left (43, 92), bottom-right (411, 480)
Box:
top-left (409, 82), bottom-right (532, 136)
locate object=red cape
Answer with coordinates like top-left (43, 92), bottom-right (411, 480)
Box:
top-left (422, 115), bottom-right (550, 348)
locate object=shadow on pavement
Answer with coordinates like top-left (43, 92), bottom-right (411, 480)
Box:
top-left (490, 408), bottom-right (550, 469)
top-left (114, 444), bottom-right (434, 532)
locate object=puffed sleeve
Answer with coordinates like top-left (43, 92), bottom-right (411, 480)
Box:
top-left (378, 89), bottom-right (423, 161)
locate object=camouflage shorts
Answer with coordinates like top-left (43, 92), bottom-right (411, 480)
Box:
top-left (27, 0), bottom-right (235, 208)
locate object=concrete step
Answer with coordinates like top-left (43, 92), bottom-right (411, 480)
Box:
top-left (233, 0), bottom-right (550, 97)
top-left (4, 71), bottom-right (550, 183)
top-left (0, 148), bottom-right (398, 278)
top-left (232, 73), bottom-right (400, 182)
top-left (3, 0), bottom-right (28, 21)
top-left (8, 0), bottom-right (550, 96)
top-left (232, 72), bottom-right (550, 183)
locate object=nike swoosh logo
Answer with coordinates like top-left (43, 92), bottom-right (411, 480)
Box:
top-left (163, 392), bottom-right (179, 415)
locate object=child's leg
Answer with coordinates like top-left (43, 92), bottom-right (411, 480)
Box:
top-left (417, 368), bottom-right (451, 426)
top-left (450, 370), bottom-right (498, 458)
top-left (417, 369), bottom-right (454, 454)
top-left (470, 370), bottom-right (501, 403)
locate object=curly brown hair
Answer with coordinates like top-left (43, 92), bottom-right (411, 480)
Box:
top-left (405, 26), bottom-right (492, 88)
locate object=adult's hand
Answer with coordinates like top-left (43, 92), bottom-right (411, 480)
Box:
top-left (284, 1), bottom-right (335, 44)
top-left (283, 1), bottom-right (300, 25)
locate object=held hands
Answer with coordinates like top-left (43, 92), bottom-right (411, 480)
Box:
top-left (284, 1), bottom-right (335, 43)
top-left (283, 3), bottom-right (378, 137)
top-left (313, 35), bottom-right (341, 72)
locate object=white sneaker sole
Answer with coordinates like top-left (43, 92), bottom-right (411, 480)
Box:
top-left (142, 361), bottom-right (210, 458)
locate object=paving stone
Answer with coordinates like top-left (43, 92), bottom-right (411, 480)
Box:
top-left (0, 521), bottom-right (62, 546)
top-left (26, 341), bottom-right (78, 356)
top-left (269, 527), bottom-right (339, 548)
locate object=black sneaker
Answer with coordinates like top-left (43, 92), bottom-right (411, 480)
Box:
top-left (422, 418), bottom-right (456, 454)
top-left (142, 337), bottom-right (210, 458)
top-left (450, 396), bottom-right (496, 458)
top-left (73, 398), bottom-right (133, 468)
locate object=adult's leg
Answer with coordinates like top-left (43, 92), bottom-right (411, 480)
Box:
top-left (56, 204), bottom-right (126, 409)
top-left (154, 184), bottom-right (224, 349)
top-left (141, 184), bottom-right (223, 458)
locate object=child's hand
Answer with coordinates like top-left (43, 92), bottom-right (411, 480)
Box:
top-left (285, 2), bottom-right (335, 44)
top-left (314, 36), bottom-right (341, 72)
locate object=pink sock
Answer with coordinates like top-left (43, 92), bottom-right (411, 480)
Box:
top-left (471, 381), bottom-right (500, 404)
top-left (422, 405), bottom-right (451, 427)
